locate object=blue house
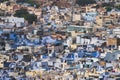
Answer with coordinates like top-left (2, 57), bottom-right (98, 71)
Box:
top-left (65, 53), bottom-right (75, 61)
top-left (42, 54), bottom-right (48, 59)
top-left (0, 30), bottom-right (3, 35)
top-left (9, 33), bottom-right (17, 41)
top-left (78, 50), bottom-right (86, 58)
top-left (65, 53), bottom-right (78, 61)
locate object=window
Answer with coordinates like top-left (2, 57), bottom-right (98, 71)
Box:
top-left (99, 17), bottom-right (102, 19)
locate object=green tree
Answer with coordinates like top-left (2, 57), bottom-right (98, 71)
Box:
top-left (0, 0), bottom-right (8, 3)
top-left (101, 3), bottom-right (114, 12)
top-left (25, 14), bottom-right (37, 24)
top-left (102, 3), bottom-right (114, 7)
top-left (16, 0), bottom-right (40, 7)
top-left (115, 5), bottom-right (120, 10)
top-left (16, 0), bottom-right (34, 4)
top-left (14, 8), bottom-right (37, 24)
top-left (105, 6), bottom-right (112, 12)
top-left (14, 8), bottom-right (29, 17)
top-left (76, 0), bottom-right (96, 6)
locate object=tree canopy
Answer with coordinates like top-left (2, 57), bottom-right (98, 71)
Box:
top-left (115, 5), bottom-right (120, 10)
top-left (16, 0), bottom-right (34, 4)
top-left (14, 8), bottom-right (37, 24)
top-left (14, 8), bottom-right (29, 17)
top-left (101, 3), bottom-right (120, 12)
top-left (76, 0), bottom-right (96, 6)
top-left (105, 6), bottom-right (112, 12)
top-left (16, 0), bottom-right (40, 7)
top-left (0, 0), bottom-right (9, 3)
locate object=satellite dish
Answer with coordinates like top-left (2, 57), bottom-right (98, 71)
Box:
top-left (9, 62), bottom-right (16, 68)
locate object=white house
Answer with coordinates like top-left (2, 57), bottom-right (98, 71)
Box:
top-left (113, 28), bottom-right (120, 35)
top-left (104, 50), bottom-right (120, 62)
top-left (119, 46), bottom-right (120, 50)
top-left (76, 35), bottom-right (90, 45)
top-left (66, 37), bottom-right (73, 47)
top-left (5, 16), bottom-right (25, 27)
